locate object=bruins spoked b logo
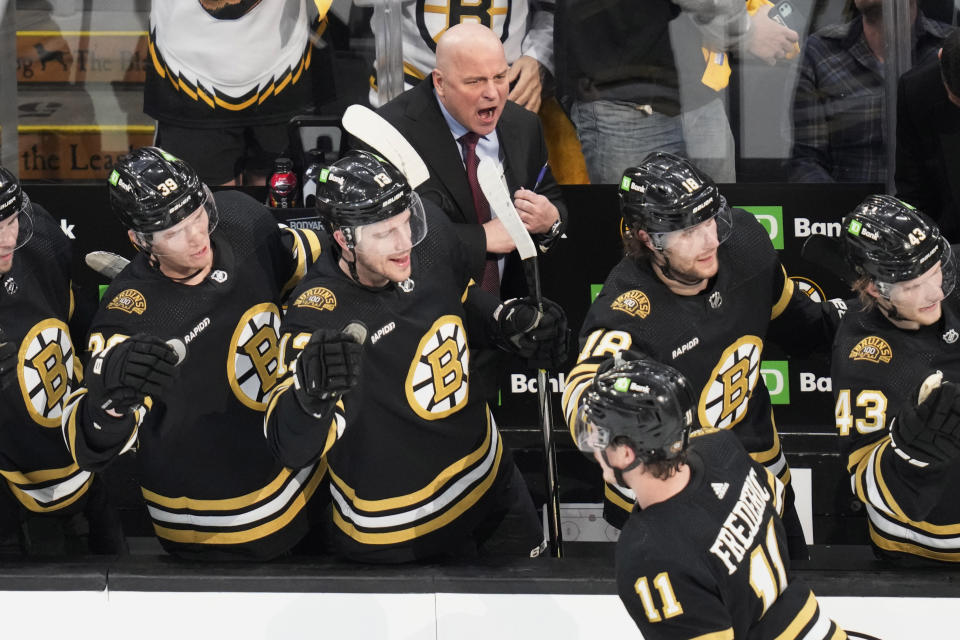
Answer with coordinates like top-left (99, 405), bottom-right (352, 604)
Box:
top-left (700, 336), bottom-right (763, 430)
top-left (19, 319), bottom-right (75, 427)
top-left (416, 0), bottom-right (511, 51)
top-left (406, 315), bottom-right (469, 420)
top-left (228, 303), bottom-right (282, 410)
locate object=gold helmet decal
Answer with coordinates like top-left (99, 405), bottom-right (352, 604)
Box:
top-left (293, 287), bottom-right (337, 312)
top-left (849, 336), bottom-right (893, 364)
top-left (405, 315), bottom-right (469, 420)
top-left (611, 290), bottom-right (651, 318)
top-left (107, 289), bottom-right (147, 315)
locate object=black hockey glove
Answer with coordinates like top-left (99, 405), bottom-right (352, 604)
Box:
top-left (0, 328), bottom-right (16, 391)
top-left (293, 328), bottom-right (362, 416)
top-left (890, 373), bottom-right (960, 468)
top-left (494, 297), bottom-right (569, 369)
top-left (84, 334), bottom-right (179, 415)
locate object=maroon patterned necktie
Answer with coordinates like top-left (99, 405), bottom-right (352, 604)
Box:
top-left (459, 131), bottom-right (500, 294)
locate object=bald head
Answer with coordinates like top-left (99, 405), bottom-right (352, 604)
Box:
top-left (436, 23), bottom-right (505, 73)
top-left (433, 23), bottom-right (509, 135)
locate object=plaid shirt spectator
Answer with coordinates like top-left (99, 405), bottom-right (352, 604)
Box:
top-left (789, 13), bottom-right (950, 183)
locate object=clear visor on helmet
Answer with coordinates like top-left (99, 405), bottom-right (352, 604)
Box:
top-left (136, 185), bottom-right (219, 257)
top-left (572, 402), bottom-right (612, 454)
top-left (650, 200), bottom-right (733, 252)
top-left (351, 191), bottom-right (428, 256)
top-left (876, 242), bottom-right (957, 305)
top-left (0, 192), bottom-right (36, 254)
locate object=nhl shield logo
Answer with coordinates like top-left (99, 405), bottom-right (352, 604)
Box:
top-left (107, 289), bottom-right (147, 315)
top-left (3, 276), bottom-right (17, 295)
top-left (708, 291), bottom-right (722, 309)
top-left (944, 329), bottom-right (959, 344)
top-left (209, 270), bottom-right (228, 283)
top-left (294, 287), bottom-right (337, 312)
top-left (398, 278), bottom-right (415, 293)
top-left (611, 290), bottom-right (650, 318)
top-left (849, 336), bottom-right (893, 363)
top-left (416, 0), bottom-right (511, 52)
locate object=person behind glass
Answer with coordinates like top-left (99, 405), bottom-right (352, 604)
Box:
top-left (263, 151), bottom-right (568, 562)
top-left (561, 152), bottom-right (844, 558)
top-left (831, 195), bottom-right (960, 565)
top-left (144, 1), bottom-right (330, 186)
top-left (896, 28), bottom-right (960, 242)
top-left (62, 147), bottom-right (327, 561)
top-left (555, 0), bottom-right (798, 185)
top-left (367, 0), bottom-right (553, 114)
top-left (789, 0), bottom-right (949, 183)
top-left (574, 355), bottom-right (847, 639)
top-left (0, 167), bottom-right (123, 557)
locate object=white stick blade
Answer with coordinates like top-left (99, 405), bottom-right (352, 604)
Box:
top-left (476, 158), bottom-right (537, 260)
top-left (85, 251), bottom-right (130, 280)
top-left (342, 104), bottom-right (430, 188)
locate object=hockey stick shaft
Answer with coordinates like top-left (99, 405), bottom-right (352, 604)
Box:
top-left (524, 259), bottom-right (563, 559)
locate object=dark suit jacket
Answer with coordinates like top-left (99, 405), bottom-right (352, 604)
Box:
top-left (896, 59), bottom-right (960, 241)
top-left (377, 74), bottom-right (568, 297)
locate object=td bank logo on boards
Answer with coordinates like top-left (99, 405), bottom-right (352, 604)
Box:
top-left (740, 206), bottom-right (784, 250)
top-left (760, 360), bottom-right (789, 404)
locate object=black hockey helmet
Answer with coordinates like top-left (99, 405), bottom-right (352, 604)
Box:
top-left (0, 165), bottom-right (35, 251)
top-left (842, 194), bottom-right (956, 297)
top-left (619, 151), bottom-right (732, 248)
top-left (109, 147), bottom-right (218, 236)
top-left (315, 150), bottom-right (427, 253)
top-left (573, 355), bottom-right (694, 462)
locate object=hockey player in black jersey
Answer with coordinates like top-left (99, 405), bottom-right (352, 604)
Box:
top-left (264, 151), bottom-right (568, 562)
top-left (562, 152), bottom-right (842, 555)
top-left (0, 167), bottom-right (122, 556)
top-left (62, 147), bottom-right (327, 561)
top-left (574, 355), bottom-right (847, 640)
top-left (831, 195), bottom-right (960, 564)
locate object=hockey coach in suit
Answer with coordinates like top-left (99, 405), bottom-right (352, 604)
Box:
top-left (378, 23), bottom-right (568, 400)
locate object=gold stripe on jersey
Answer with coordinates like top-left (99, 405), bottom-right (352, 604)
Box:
top-left (604, 483), bottom-right (635, 513)
top-left (280, 227), bottom-right (323, 297)
top-left (150, 461), bottom-right (326, 545)
top-left (869, 523), bottom-right (960, 562)
top-left (331, 411), bottom-right (495, 512)
top-left (763, 468), bottom-right (785, 517)
top-left (562, 362), bottom-right (600, 438)
top-left (461, 279), bottom-right (475, 303)
top-left (846, 439), bottom-right (878, 473)
top-left (1, 466), bottom-right (93, 512)
top-left (773, 591), bottom-right (817, 639)
top-left (331, 415), bottom-right (503, 544)
top-left (148, 17), bottom-right (327, 112)
top-left (690, 630), bottom-right (734, 640)
top-left (770, 266), bottom-right (794, 320)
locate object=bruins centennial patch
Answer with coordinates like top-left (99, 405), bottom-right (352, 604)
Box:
top-left (849, 336), bottom-right (892, 364)
top-left (293, 287), bottom-right (337, 312)
top-left (107, 289), bottom-right (147, 315)
top-left (611, 290), bottom-right (651, 318)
